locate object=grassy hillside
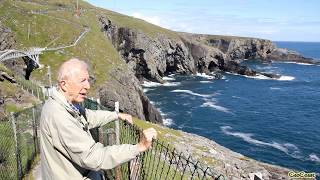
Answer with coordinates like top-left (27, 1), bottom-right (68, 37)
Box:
top-left (0, 0), bottom-right (180, 95)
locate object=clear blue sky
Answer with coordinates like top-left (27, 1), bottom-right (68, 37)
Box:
top-left (86, 0), bottom-right (320, 42)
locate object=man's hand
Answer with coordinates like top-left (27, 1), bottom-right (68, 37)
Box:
top-left (137, 128), bottom-right (157, 153)
top-left (118, 113), bottom-right (133, 124)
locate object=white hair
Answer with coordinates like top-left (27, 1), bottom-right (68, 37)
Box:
top-left (57, 58), bottom-right (88, 82)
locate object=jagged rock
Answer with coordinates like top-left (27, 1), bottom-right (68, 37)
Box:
top-left (0, 23), bottom-right (15, 51)
top-left (223, 61), bottom-right (257, 76)
top-left (99, 16), bottom-right (195, 83)
top-left (267, 48), bottom-right (313, 63)
top-left (182, 38), bottom-right (226, 74)
top-left (1, 72), bottom-right (16, 83)
top-left (98, 67), bottom-right (162, 123)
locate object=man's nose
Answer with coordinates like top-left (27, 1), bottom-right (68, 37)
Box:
top-left (84, 79), bottom-right (90, 89)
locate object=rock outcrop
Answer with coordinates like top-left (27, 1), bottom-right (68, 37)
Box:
top-left (98, 67), bottom-right (162, 123)
top-left (99, 17), bottom-right (196, 83)
top-left (0, 24), bottom-right (15, 51)
top-left (99, 17), bottom-right (312, 84)
top-left (267, 48), bottom-right (313, 62)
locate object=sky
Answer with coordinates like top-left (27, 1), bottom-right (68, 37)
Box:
top-left (86, 0), bottom-right (320, 42)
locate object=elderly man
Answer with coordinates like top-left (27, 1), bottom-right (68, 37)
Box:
top-left (40, 58), bottom-right (157, 180)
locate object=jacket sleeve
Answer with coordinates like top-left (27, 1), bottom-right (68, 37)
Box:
top-left (85, 109), bottom-right (118, 129)
top-left (52, 114), bottom-right (140, 171)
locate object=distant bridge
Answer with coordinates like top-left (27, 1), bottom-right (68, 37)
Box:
top-left (0, 48), bottom-right (44, 68)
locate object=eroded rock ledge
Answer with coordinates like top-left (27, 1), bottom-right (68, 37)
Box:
top-left (99, 16), bottom-right (313, 85)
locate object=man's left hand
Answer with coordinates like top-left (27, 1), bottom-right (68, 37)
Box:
top-left (118, 113), bottom-right (133, 124)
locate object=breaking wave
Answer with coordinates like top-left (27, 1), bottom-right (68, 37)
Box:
top-left (201, 100), bottom-right (231, 114)
top-left (196, 73), bottom-right (215, 79)
top-left (142, 81), bottom-right (181, 87)
top-left (221, 126), bottom-right (304, 159)
top-left (278, 75), bottom-right (295, 81)
top-left (171, 89), bottom-right (213, 98)
top-left (226, 72), bottom-right (295, 81)
top-left (163, 76), bottom-right (175, 81)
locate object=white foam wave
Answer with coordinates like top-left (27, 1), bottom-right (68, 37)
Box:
top-left (157, 108), bottom-right (174, 126)
top-left (196, 73), bottom-right (215, 80)
top-left (163, 118), bottom-right (173, 126)
top-left (308, 153), bottom-right (320, 163)
top-left (201, 101), bottom-right (230, 113)
top-left (226, 72), bottom-right (295, 81)
top-left (163, 76), bottom-right (175, 81)
top-left (221, 126), bottom-right (302, 158)
top-left (142, 81), bottom-right (181, 87)
top-left (280, 61), bottom-right (314, 66)
top-left (232, 96), bottom-right (242, 99)
top-left (200, 81), bottom-right (211, 83)
top-left (168, 74), bottom-right (176, 77)
top-left (278, 75), bottom-right (295, 81)
top-left (226, 72), bottom-right (266, 80)
top-left (143, 88), bottom-right (154, 93)
top-left (270, 87), bottom-right (281, 90)
top-left (247, 74), bottom-right (270, 80)
top-left (171, 89), bottom-right (213, 98)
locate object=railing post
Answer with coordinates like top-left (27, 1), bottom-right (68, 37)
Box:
top-left (10, 112), bottom-right (23, 180)
top-left (36, 87), bottom-right (40, 100)
top-left (97, 98), bottom-right (104, 143)
top-left (47, 65), bottom-right (52, 88)
top-left (32, 107), bottom-right (38, 153)
top-left (115, 102), bottom-right (120, 145)
top-left (115, 101), bottom-right (121, 180)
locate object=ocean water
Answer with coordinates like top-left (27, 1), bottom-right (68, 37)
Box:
top-left (143, 41), bottom-right (320, 175)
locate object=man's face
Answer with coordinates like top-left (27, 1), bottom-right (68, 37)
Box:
top-left (63, 68), bottom-right (90, 103)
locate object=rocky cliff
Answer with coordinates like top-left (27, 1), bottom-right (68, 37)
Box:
top-left (99, 17), bottom-right (196, 83)
top-left (98, 67), bottom-right (162, 123)
top-left (0, 24), bottom-right (15, 50)
top-left (0, 0), bottom-right (310, 178)
top-left (99, 17), bottom-right (312, 84)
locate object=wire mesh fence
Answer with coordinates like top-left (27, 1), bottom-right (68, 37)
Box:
top-left (82, 100), bottom-right (225, 180)
top-left (0, 97), bottom-right (224, 179)
top-left (15, 76), bottom-right (46, 101)
top-left (0, 104), bottom-right (42, 180)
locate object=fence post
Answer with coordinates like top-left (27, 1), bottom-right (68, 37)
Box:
top-left (47, 65), bottom-right (52, 88)
top-left (10, 112), bottom-right (23, 180)
top-left (97, 98), bottom-right (104, 143)
top-left (36, 87), bottom-right (40, 100)
top-left (115, 101), bottom-right (121, 180)
top-left (32, 107), bottom-right (38, 153)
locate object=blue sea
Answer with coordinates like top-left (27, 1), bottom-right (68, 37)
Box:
top-left (143, 41), bottom-right (320, 175)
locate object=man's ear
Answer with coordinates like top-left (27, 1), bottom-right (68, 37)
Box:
top-left (59, 80), bottom-right (68, 92)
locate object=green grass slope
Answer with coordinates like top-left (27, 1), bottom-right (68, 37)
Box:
top-left (0, 0), bottom-right (179, 94)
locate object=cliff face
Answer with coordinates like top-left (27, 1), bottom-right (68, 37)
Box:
top-left (98, 67), bottom-right (162, 123)
top-left (99, 17), bottom-right (196, 83)
top-left (0, 24), bottom-right (15, 50)
top-left (99, 17), bottom-right (312, 84)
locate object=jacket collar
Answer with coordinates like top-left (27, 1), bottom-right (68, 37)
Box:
top-left (50, 88), bottom-right (80, 117)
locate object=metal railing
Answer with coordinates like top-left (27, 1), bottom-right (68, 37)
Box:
top-left (0, 94), bottom-right (224, 179)
top-left (83, 100), bottom-right (225, 180)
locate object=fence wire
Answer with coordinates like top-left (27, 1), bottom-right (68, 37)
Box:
top-left (0, 104), bottom-right (42, 180)
top-left (0, 96), bottom-right (224, 180)
top-left (83, 101), bottom-right (225, 180)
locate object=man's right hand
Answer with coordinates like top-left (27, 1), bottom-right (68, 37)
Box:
top-left (137, 128), bottom-right (157, 152)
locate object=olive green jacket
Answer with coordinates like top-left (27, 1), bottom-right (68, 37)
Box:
top-left (40, 89), bottom-right (140, 180)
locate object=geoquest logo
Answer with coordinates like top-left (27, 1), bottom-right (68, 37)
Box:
top-left (288, 171), bottom-right (316, 179)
